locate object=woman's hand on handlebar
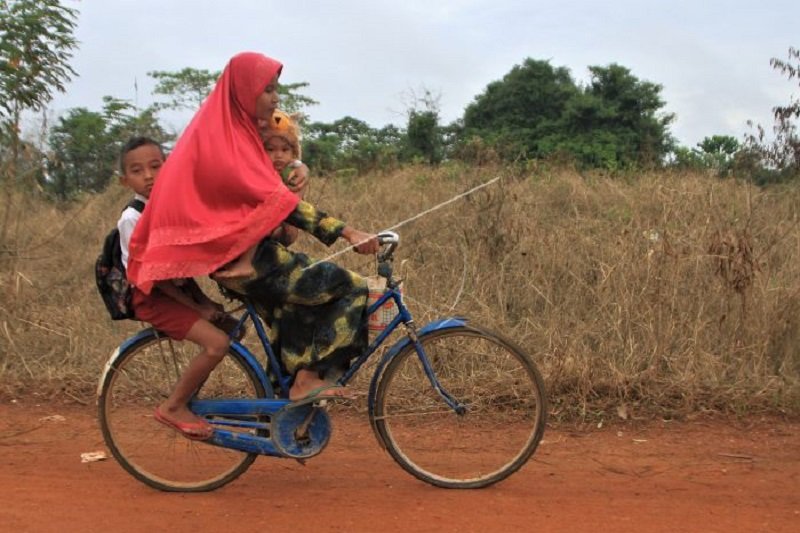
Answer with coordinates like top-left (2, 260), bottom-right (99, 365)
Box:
top-left (341, 226), bottom-right (380, 255)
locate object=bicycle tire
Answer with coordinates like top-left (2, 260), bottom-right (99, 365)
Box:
top-left (372, 325), bottom-right (547, 488)
top-left (98, 331), bottom-right (267, 492)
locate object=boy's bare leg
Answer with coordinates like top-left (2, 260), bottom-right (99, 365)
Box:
top-left (289, 368), bottom-right (351, 401)
top-left (213, 246), bottom-right (257, 279)
top-left (157, 319), bottom-right (230, 437)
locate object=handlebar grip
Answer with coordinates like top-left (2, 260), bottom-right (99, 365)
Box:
top-left (377, 231), bottom-right (399, 261)
top-left (377, 231), bottom-right (399, 245)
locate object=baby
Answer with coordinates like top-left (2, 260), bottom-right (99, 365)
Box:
top-left (263, 110), bottom-right (305, 246)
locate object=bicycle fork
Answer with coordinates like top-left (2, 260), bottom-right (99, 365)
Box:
top-left (405, 322), bottom-right (467, 416)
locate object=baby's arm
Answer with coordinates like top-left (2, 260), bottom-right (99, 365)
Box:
top-left (285, 162), bottom-right (309, 197)
top-left (270, 164), bottom-right (307, 247)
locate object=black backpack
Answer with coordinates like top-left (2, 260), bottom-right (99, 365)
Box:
top-left (95, 199), bottom-right (145, 320)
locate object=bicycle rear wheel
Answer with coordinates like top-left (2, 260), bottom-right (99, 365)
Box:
top-left (372, 325), bottom-right (546, 488)
top-left (98, 331), bottom-right (267, 492)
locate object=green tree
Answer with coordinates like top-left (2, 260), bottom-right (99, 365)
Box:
top-left (697, 135), bottom-right (739, 157)
top-left (459, 59), bottom-right (674, 169)
top-left (697, 135), bottom-right (739, 176)
top-left (669, 135), bottom-right (740, 176)
top-left (148, 68), bottom-right (220, 111)
top-left (100, 96), bottom-right (171, 145)
top-left (304, 117), bottom-right (401, 174)
top-left (559, 64), bottom-right (675, 169)
top-left (670, 145), bottom-right (707, 171)
top-left (148, 68), bottom-right (318, 119)
top-left (462, 58), bottom-right (579, 159)
top-left (305, 116), bottom-right (373, 173)
top-left (46, 107), bottom-right (113, 198)
top-left (0, 0), bottom-right (79, 181)
top-left (374, 124), bottom-right (403, 169)
top-left (406, 110), bottom-right (440, 164)
top-left (278, 81), bottom-right (318, 122)
top-left (348, 124), bottom-right (402, 172)
top-left (302, 132), bottom-right (340, 173)
top-left (403, 88), bottom-right (443, 164)
top-left (587, 64), bottom-right (674, 166)
top-left (46, 98), bottom-right (171, 199)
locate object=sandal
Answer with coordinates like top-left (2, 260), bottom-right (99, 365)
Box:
top-left (153, 407), bottom-right (213, 441)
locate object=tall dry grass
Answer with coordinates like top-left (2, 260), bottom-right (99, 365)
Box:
top-left (1, 163), bottom-right (799, 419)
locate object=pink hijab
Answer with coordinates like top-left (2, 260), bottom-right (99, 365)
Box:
top-left (127, 52), bottom-right (299, 294)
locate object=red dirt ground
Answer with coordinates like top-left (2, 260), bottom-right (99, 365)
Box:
top-left (1, 401), bottom-right (798, 533)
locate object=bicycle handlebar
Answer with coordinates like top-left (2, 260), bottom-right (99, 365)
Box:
top-left (377, 231), bottom-right (399, 245)
top-left (377, 231), bottom-right (399, 262)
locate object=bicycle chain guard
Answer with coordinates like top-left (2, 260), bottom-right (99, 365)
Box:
top-left (271, 404), bottom-right (332, 459)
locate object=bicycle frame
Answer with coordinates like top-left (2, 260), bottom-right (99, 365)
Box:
top-left (184, 281), bottom-right (469, 457)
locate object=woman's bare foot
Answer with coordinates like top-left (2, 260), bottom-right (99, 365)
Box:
top-left (289, 368), bottom-right (352, 401)
top-left (213, 261), bottom-right (256, 280)
top-left (213, 247), bottom-right (257, 280)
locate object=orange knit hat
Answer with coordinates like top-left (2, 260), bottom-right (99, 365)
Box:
top-left (264, 109), bottom-right (301, 158)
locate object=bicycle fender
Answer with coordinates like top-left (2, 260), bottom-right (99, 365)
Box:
top-left (367, 317), bottom-right (468, 412)
top-left (97, 328), bottom-right (158, 398)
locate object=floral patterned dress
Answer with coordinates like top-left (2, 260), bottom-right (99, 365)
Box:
top-left (241, 201), bottom-right (369, 377)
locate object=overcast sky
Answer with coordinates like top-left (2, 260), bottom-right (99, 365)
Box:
top-left (46, 0), bottom-right (798, 148)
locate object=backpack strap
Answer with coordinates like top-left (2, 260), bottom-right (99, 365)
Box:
top-left (125, 198), bottom-right (144, 213)
top-left (126, 199), bottom-right (146, 213)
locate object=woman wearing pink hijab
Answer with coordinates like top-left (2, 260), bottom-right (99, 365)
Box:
top-left (129, 52), bottom-right (377, 438)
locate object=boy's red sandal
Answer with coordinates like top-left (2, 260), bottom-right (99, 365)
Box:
top-left (153, 407), bottom-right (213, 441)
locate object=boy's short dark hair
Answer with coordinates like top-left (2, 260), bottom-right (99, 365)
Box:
top-left (119, 137), bottom-right (165, 174)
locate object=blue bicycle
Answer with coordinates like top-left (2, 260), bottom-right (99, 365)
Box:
top-left (97, 232), bottom-right (547, 491)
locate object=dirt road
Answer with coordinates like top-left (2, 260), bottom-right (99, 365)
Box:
top-left (0, 402), bottom-right (798, 532)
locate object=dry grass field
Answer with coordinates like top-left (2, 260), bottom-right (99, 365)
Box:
top-left (1, 163), bottom-right (799, 419)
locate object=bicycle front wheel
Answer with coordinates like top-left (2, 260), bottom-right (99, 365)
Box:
top-left (372, 325), bottom-right (547, 488)
top-left (98, 331), bottom-right (267, 492)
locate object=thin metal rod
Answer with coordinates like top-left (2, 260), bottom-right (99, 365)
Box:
top-left (304, 176), bottom-right (501, 269)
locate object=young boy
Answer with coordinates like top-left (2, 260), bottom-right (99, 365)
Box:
top-left (215, 110), bottom-right (307, 279)
top-left (118, 136), bottom-right (232, 440)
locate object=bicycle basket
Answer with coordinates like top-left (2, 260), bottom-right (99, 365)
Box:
top-left (366, 276), bottom-right (402, 331)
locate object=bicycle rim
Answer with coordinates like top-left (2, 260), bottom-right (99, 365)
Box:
top-left (98, 333), bottom-right (266, 492)
top-left (373, 326), bottom-right (546, 488)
